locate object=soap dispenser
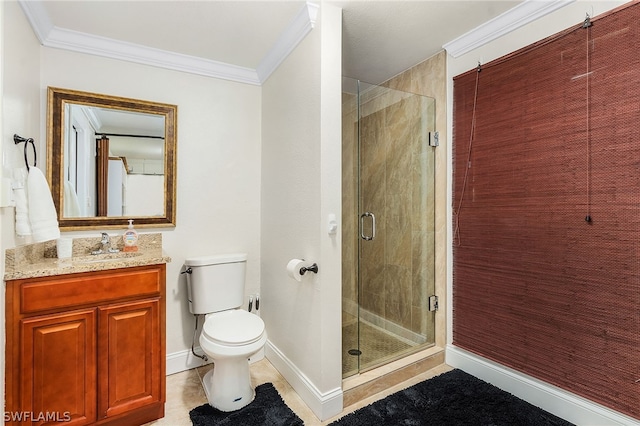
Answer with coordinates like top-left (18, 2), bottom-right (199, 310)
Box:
top-left (123, 219), bottom-right (139, 252)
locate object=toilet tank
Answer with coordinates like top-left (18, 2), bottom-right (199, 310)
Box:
top-left (184, 253), bottom-right (247, 314)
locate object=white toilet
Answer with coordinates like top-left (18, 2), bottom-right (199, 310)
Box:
top-left (184, 253), bottom-right (267, 412)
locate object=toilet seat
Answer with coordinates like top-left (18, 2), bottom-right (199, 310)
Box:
top-left (203, 310), bottom-right (265, 346)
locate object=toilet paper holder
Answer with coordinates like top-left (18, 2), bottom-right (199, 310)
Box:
top-left (300, 263), bottom-right (319, 275)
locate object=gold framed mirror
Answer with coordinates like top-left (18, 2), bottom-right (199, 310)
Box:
top-left (47, 87), bottom-right (177, 230)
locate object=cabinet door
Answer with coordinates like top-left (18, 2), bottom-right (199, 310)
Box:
top-left (97, 299), bottom-right (161, 419)
top-left (20, 309), bottom-right (96, 426)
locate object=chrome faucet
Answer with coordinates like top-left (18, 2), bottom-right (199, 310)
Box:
top-left (91, 232), bottom-right (120, 255)
top-left (100, 232), bottom-right (111, 251)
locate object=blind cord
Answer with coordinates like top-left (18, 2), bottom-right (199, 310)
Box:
top-left (453, 63), bottom-right (481, 245)
top-left (584, 14), bottom-right (593, 223)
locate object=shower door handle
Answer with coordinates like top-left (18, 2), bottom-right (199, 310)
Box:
top-left (360, 212), bottom-right (376, 241)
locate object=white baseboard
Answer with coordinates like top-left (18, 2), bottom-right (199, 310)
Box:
top-left (446, 345), bottom-right (640, 426)
top-left (166, 346), bottom-right (265, 376)
top-left (265, 341), bottom-right (343, 421)
top-left (166, 349), bottom-right (210, 375)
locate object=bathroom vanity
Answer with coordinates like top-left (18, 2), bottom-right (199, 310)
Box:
top-left (4, 235), bottom-right (169, 425)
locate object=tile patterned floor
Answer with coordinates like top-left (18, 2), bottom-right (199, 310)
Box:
top-left (146, 359), bottom-right (452, 425)
top-left (342, 320), bottom-right (416, 376)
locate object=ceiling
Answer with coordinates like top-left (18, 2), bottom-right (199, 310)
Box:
top-left (23, 1), bottom-right (532, 85)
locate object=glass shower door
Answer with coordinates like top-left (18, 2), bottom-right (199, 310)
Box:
top-left (342, 78), bottom-right (436, 377)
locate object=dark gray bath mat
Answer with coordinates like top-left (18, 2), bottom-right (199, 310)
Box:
top-left (189, 382), bottom-right (303, 426)
top-left (330, 369), bottom-right (575, 425)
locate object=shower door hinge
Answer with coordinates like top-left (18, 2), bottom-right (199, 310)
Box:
top-left (428, 131), bottom-right (439, 147)
top-left (428, 295), bottom-right (439, 312)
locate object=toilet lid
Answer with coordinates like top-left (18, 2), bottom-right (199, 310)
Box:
top-left (203, 310), bottom-right (265, 346)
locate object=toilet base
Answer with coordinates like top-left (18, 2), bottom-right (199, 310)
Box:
top-left (202, 358), bottom-right (254, 412)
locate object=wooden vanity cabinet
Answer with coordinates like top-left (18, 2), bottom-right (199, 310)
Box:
top-left (5, 264), bottom-right (166, 426)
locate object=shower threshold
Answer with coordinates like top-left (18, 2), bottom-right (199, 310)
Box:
top-left (342, 346), bottom-right (445, 408)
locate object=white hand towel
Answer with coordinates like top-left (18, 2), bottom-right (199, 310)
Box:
top-left (13, 167), bottom-right (31, 236)
top-left (27, 166), bottom-right (60, 242)
top-left (63, 180), bottom-right (81, 217)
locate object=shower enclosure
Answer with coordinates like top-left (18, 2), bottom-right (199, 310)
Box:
top-left (342, 78), bottom-right (436, 378)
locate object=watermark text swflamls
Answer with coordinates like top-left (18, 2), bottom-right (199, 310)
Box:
top-left (4, 411), bottom-right (71, 422)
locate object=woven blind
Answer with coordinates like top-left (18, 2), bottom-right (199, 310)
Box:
top-left (452, 2), bottom-right (640, 419)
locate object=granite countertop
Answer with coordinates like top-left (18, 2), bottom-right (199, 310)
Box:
top-left (4, 233), bottom-right (171, 281)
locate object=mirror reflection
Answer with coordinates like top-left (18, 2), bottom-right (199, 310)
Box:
top-left (64, 105), bottom-right (165, 217)
top-left (48, 87), bottom-right (177, 230)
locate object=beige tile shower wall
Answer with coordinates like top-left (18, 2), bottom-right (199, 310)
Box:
top-left (384, 51), bottom-right (447, 348)
top-left (342, 92), bottom-right (358, 316)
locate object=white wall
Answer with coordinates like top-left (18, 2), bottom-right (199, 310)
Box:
top-left (1, 2), bottom-right (43, 423)
top-left (260, 3), bottom-right (343, 421)
top-left (2, 0), bottom-right (41, 244)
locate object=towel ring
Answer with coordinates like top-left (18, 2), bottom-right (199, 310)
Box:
top-left (13, 134), bottom-right (37, 171)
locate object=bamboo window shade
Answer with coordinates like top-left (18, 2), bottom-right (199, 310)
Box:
top-left (452, 2), bottom-right (640, 420)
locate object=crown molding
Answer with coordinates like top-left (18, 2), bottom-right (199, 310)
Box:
top-left (18, 0), bottom-right (318, 86)
top-left (443, 0), bottom-right (575, 58)
top-left (18, 0), bottom-right (53, 43)
top-left (257, 2), bottom-right (319, 82)
top-left (46, 26), bottom-right (262, 85)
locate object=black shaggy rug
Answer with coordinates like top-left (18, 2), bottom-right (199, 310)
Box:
top-left (331, 369), bottom-right (575, 426)
top-left (189, 382), bottom-right (303, 426)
